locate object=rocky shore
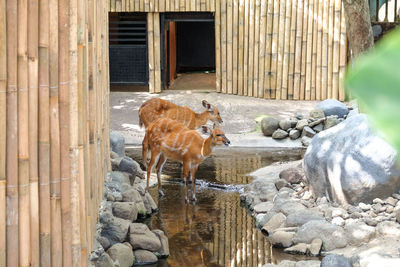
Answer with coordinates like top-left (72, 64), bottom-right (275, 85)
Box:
top-left (90, 132), bottom-right (169, 267)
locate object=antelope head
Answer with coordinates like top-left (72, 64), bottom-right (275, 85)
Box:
top-left (202, 100), bottom-right (223, 124)
top-left (202, 124), bottom-right (230, 146)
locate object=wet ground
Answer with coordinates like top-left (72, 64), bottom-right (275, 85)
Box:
top-left (127, 147), bottom-right (318, 267)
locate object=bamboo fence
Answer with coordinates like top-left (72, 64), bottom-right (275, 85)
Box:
top-left (1, 0), bottom-right (110, 265)
top-left (112, 0), bottom-right (348, 100)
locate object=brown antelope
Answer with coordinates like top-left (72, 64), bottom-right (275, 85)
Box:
top-left (144, 117), bottom-right (230, 202)
top-left (138, 98), bottom-right (223, 129)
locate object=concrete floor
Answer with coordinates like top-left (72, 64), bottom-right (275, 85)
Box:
top-left (110, 90), bottom-right (320, 147)
top-left (168, 72), bottom-right (216, 91)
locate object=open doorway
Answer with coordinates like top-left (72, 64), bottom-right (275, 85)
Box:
top-left (162, 13), bottom-right (216, 91)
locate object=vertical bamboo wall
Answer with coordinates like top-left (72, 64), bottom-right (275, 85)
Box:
top-left (1, 0), bottom-right (110, 266)
top-left (111, 0), bottom-right (347, 100)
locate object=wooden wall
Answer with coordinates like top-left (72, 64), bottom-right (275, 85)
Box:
top-left (0, 0), bottom-right (110, 266)
top-left (110, 0), bottom-right (347, 100)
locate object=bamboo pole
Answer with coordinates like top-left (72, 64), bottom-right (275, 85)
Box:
top-left (315, 0), bottom-right (323, 100)
top-left (148, 13), bottom-right (155, 93)
top-left (17, 0), bottom-right (31, 265)
top-left (145, 0), bottom-right (149, 11)
top-left (197, 0), bottom-right (201, 11)
top-left (0, 0), bottom-right (6, 264)
top-left (327, 0), bottom-right (334, 99)
top-left (175, 0), bottom-right (179, 11)
top-left (227, 0), bottom-right (233, 94)
top-left (252, 0), bottom-right (260, 98)
top-left (238, 0), bottom-right (244, 95)
top-left (140, 0), bottom-right (145, 11)
top-left (191, 0), bottom-right (195, 11)
top-left (221, 0), bottom-right (227, 93)
top-left (305, 0), bottom-right (314, 100)
top-left (180, 0), bottom-right (185, 11)
top-left (321, 0), bottom-right (329, 99)
top-left (233, 0), bottom-right (239, 94)
top-left (69, 0), bottom-right (82, 264)
top-left (270, 0), bottom-right (280, 99)
top-left (110, 0), bottom-right (115, 11)
top-left (243, 0), bottom-right (249, 96)
top-left (160, 0), bottom-right (165, 11)
top-left (281, 0), bottom-right (291, 100)
top-left (247, 0), bottom-right (255, 97)
top-left (275, 0), bottom-right (286, 100)
top-left (58, 0), bottom-right (73, 264)
top-left (215, 0), bottom-right (221, 92)
top-left (38, 0), bottom-right (52, 265)
top-left (293, 0), bottom-right (303, 99)
top-left (166, 0), bottom-right (170, 11)
top-left (257, 0), bottom-right (267, 98)
top-left (263, 0), bottom-right (273, 99)
top-left (154, 13), bottom-right (161, 93)
top-left (332, 0), bottom-right (341, 100)
top-left (338, 1), bottom-right (346, 101)
top-left (310, 0), bottom-right (319, 100)
top-left (299, 0), bottom-right (308, 100)
top-left (288, 0), bottom-right (297, 100)
top-left (6, 0), bottom-right (19, 265)
top-left (49, 0), bottom-right (63, 264)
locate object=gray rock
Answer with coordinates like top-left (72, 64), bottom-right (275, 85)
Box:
top-left (253, 202), bottom-right (274, 213)
top-left (309, 118), bottom-right (325, 127)
top-left (303, 114), bottom-right (400, 205)
top-left (107, 243), bottom-right (134, 267)
top-left (269, 231), bottom-right (294, 248)
top-left (152, 229), bottom-right (170, 258)
top-left (255, 213), bottom-right (269, 228)
top-left (295, 113), bottom-right (304, 120)
top-left (122, 188), bottom-right (142, 203)
top-left (301, 126), bottom-right (316, 138)
top-left (129, 223), bottom-right (161, 251)
top-left (261, 213), bottom-right (286, 236)
top-left (385, 197), bottom-right (398, 207)
top-left (109, 171), bottom-right (131, 186)
top-left (317, 99), bottom-right (349, 118)
top-left (119, 157), bottom-right (138, 182)
top-left (261, 117), bottom-right (280, 136)
top-left (310, 109), bottom-right (325, 120)
top-left (279, 119), bottom-right (293, 131)
top-left (324, 115), bottom-right (340, 130)
top-left (94, 252), bottom-right (114, 267)
top-left (329, 208), bottom-right (349, 219)
top-left (133, 250), bottom-right (158, 265)
top-left (372, 24), bottom-right (382, 38)
top-left (285, 210), bottom-right (324, 227)
top-left (143, 192), bottom-right (158, 214)
top-left (296, 119), bottom-right (308, 131)
top-left (376, 221), bottom-right (400, 238)
top-left (99, 212), bottom-right (130, 246)
top-left (365, 218), bottom-right (378, 226)
top-left (295, 260), bottom-right (321, 267)
top-left (345, 222), bottom-right (375, 246)
top-left (110, 131), bottom-right (125, 157)
top-left (275, 179), bottom-right (288, 190)
top-left (110, 151), bottom-right (119, 159)
top-left (312, 123), bottom-right (324, 133)
top-left (284, 243), bottom-right (308, 255)
top-left (112, 202), bottom-right (138, 222)
top-left (309, 238), bottom-right (322, 256)
top-left (301, 136), bottom-right (312, 146)
top-left (359, 203), bottom-right (371, 211)
top-left (272, 129), bottom-right (289, 139)
top-left (97, 235), bottom-right (111, 251)
top-left (273, 199), bottom-right (306, 216)
top-left (396, 210), bottom-right (400, 223)
top-left (279, 168), bottom-right (304, 184)
top-left (293, 220), bottom-right (347, 251)
top-left (289, 129), bottom-right (301, 140)
top-left (111, 157), bottom-right (123, 171)
top-left (320, 254), bottom-right (352, 267)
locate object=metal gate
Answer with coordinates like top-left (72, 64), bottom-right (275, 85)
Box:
top-left (109, 13), bottom-right (148, 85)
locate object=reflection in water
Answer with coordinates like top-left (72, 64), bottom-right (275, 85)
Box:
top-left (126, 147), bottom-right (312, 267)
top-left (149, 185), bottom-right (271, 267)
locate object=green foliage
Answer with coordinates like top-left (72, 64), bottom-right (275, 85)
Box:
top-left (346, 28), bottom-right (400, 153)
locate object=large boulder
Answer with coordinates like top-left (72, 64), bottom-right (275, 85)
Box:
top-left (110, 131), bottom-right (125, 157)
top-left (316, 99), bottom-right (349, 118)
top-left (129, 223), bottom-right (162, 252)
top-left (106, 243), bottom-right (134, 267)
top-left (133, 250), bottom-right (158, 265)
top-left (261, 117), bottom-right (279, 136)
top-left (99, 212), bottom-right (130, 246)
top-left (320, 254), bottom-right (352, 267)
top-left (293, 220), bottom-right (347, 251)
top-left (119, 157), bottom-right (138, 182)
top-left (303, 114), bottom-right (400, 205)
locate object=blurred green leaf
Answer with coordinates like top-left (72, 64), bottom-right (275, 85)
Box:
top-left (346, 28), bottom-right (400, 153)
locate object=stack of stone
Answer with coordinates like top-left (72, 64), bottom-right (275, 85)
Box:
top-left (261, 99), bottom-right (351, 146)
top-left (90, 132), bottom-right (169, 267)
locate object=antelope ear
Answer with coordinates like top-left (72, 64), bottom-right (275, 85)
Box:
top-left (202, 100), bottom-right (211, 110)
top-left (201, 126), bottom-right (210, 134)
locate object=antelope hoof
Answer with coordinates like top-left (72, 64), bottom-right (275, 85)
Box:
top-left (192, 195), bottom-right (197, 202)
top-left (158, 189), bottom-right (165, 197)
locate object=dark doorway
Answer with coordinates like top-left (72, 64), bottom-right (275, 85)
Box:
top-left (162, 13), bottom-right (216, 91)
top-left (109, 13), bottom-right (148, 91)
